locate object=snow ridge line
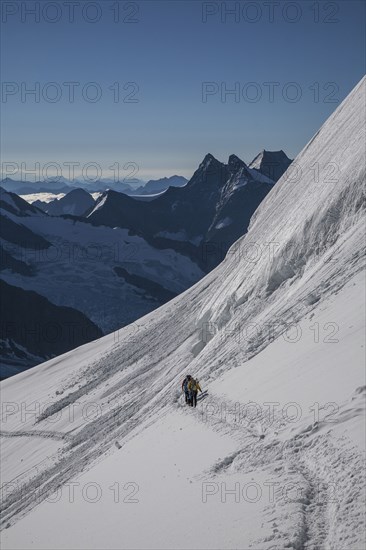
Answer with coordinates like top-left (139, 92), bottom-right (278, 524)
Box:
top-left (0, 430), bottom-right (70, 442)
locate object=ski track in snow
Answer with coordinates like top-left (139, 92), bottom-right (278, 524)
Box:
top-left (180, 388), bottom-right (365, 550)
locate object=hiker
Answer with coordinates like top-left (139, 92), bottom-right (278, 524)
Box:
top-left (188, 377), bottom-right (202, 408)
top-left (182, 375), bottom-right (192, 404)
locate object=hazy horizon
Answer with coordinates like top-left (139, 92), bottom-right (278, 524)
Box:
top-left (1, 146), bottom-right (294, 183)
top-left (1, 1), bottom-right (365, 182)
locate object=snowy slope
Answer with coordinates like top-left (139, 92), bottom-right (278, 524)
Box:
top-left (1, 272), bottom-right (364, 549)
top-left (0, 76), bottom-right (365, 549)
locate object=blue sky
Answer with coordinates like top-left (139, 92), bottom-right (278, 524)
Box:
top-left (1, 0), bottom-right (365, 181)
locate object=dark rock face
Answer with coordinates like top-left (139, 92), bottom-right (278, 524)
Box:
top-left (40, 188), bottom-right (95, 217)
top-left (135, 175), bottom-right (188, 195)
top-left (0, 245), bottom-right (35, 276)
top-left (0, 215), bottom-right (51, 250)
top-left (248, 150), bottom-right (292, 182)
top-left (0, 280), bottom-right (103, 379)
top-left (114, 267), bottom-right (177, 303)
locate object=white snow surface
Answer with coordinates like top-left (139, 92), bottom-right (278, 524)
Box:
top-left (91, 192), bottom-right (103, 201)
top-left (248, 167), bottom-right (276, 184)
top-left (215, 216), bottom-right (232, 230)
top-left (1, 77), bottom-right (365, 549)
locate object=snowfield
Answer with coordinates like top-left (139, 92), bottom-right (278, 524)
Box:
top-left (0, 76), bottom-right (365, 549)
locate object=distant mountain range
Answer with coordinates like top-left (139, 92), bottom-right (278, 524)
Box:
top-left (0, 174), bottom-right (188, 197)
top-left (1, 148), bottom-right (292, 197)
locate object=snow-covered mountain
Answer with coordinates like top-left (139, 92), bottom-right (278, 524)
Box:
top-left (87, 152), bottom-right (276, 269)
top-left (1, 78), bottom-right (364, 549)
top-left (33, 188), bottom-right (95, 217)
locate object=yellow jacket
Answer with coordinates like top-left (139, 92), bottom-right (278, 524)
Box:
top-left (188, 379), bottom-right (202, 392)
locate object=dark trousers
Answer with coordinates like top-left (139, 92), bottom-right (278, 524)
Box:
top-left (191, 390), bottom-right (198, 407)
